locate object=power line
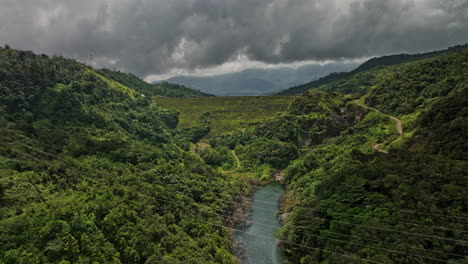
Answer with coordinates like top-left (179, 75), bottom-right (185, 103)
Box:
top-left (251, 189), bottom-right (468, 221)
top-left (187, 196), bottom-right (465, 261)
top-left (156, 196), bottom-right (458, 263)
top-left (339, 201), bottom-right (468, 221)
top-left (218, 212), bottom-right (456, 263)
top-left (4, 142), bottom-right (56, 158)
top-left (216, 202), bottom-right (466, 259)
top-left (155, 195), bottom-right (467, 260)
top-left (162, 183), bottom-right (467, 244)
top-left (5, 147), bottom-right (42, 162)
top-left (160, 200), bottom-right (383, 264)
top-left (237, 190), bottom-right (467, 232)
top-left (249, 202), bottom-right (464, 257)
top-left (222, 194), bottom-right (467, 244)
top-left (196, 219), bottom-right (384, 264)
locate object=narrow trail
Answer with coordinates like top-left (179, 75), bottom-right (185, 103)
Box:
top-left (222, 150), bottom-right (241, 173)
top-left (371, 144), bottom-right (389, 154)
top-left (194, 142), bottom-right (240, 173)
top-left (389, 116), bottom-right (403, 135)
top-left (353, 100), bottom-right (403, 154)
top-left (353, 99), bottom-right (403, 135)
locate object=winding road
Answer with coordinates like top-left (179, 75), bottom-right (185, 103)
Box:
top-left (195, 142), bottom-right (241, 173)
top-left (353, 99), bottom-right (403, 153)
top-left (222, 150), bottom-right (241, 173)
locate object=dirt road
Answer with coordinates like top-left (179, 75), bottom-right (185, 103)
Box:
top-left (222, 150), bottom-right (241, 173)
top-left (353, 100), bottom-right (403, 134)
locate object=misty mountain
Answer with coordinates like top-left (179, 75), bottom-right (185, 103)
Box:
top-left (160, 63), bottom-right (358, 96)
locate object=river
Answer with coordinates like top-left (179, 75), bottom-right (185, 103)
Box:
top-left (236, 182), bottom-right (286, 264)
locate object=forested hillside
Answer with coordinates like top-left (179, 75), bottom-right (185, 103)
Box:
top-left (97, 69), bottom-right (213, 98)
top-left (210, 47), bottom-right (468, 263)
top-left (1, 44), bottom-right (466, 264)
top-left (279, 44), bottom-right (468, 95)
top-left (0, 47), bottom-right (247, 263)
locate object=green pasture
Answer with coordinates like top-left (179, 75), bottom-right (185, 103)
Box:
top-left (154, 96), bottom-right (296, 139)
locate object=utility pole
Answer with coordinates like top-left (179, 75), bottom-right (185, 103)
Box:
top-left (89, 53), bottom-right (94, 66)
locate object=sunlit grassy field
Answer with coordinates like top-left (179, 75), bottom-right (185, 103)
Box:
top-left (154, 96), bottom-right (296, 139)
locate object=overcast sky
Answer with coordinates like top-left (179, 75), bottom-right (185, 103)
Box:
top-left (1, 0), bottom-right (467, 81)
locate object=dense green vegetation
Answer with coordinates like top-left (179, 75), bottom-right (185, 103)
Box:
top-left (153, 95), bottom-right (294, 139)
top-left (211, 47), bottom-right (468, 263)
top-left (0, 47), bottom-right (250, 263)
top-left (209, 91), bottom-right (355, 172)
top-left (1, 43), bottom-right (467, 264)
top-left (97, 68), bottom-right (213, 98)
top-left (199, 146), bottom-right (237, 171)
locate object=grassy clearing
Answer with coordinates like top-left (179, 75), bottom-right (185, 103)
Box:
top-left (154, 96), bottom-right (295, 139)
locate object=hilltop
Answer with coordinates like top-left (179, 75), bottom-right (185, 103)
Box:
top-left (98, 68), bottom-right (213, 98)
top-left (279, 44), bottom-right (468, 95)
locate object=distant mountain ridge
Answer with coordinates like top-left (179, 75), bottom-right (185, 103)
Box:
top-left (160, 63), bottom-right (358, 96)
top-left (278, 44), bottom-right (468, 95)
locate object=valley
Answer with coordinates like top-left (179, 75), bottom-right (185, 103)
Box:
top-left (2, 1), bottom-right (467, 263)
top-left (235, 183), bottom-right (285, 264)
top-left (155, 46), bottom-right (468, 263)
top-left (0, 44), bottom-right (466, 264)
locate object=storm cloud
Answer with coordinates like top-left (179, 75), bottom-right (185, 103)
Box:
top-left (1, 0), bottom-right (467, 78)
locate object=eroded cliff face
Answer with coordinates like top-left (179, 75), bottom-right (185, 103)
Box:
top-left (297, 115), bottom-right (349, 146)
top-left (288, 91), bottom-right (371, 147)
top-left (344, 102), bottom-right (369, 124)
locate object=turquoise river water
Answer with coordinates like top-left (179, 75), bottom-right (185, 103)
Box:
top-left (236, 182), bottom-right (285, 264)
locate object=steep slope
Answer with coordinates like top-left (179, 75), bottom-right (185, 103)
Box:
top-left (278, 48), bottom-right (467, 263)
top-left (98, 68), bottom-right (213, 98)
top-left (0, 47), bottom-right (246, 264)
top-left (210, 47), bottom-right (468, 263)
top-left (279, 44), bottom-right (468, 95)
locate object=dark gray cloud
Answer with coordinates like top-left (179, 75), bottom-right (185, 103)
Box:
top-left (1, 0), bottom-right (467, 77)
